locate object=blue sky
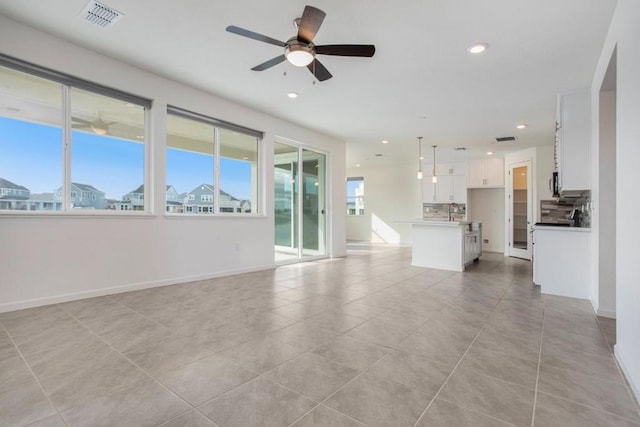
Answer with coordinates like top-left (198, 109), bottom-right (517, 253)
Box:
top-left (347, 179), bottom-right (363, 197)
top-left (0, 117), bottom-right (253, 200)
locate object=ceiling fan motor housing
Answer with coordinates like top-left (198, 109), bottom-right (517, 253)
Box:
top-left (285, 38), bottom-right (315, 66)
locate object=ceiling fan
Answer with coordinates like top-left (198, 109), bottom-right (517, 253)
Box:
top-left (72, 114), bottom-right (116, 136)
top-left (226, 5), bottom-right (375, 81)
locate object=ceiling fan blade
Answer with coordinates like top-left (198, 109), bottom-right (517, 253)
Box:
top-left (315, 44), bottom-right (376, 57)
top-left (226, 25), bottom-right (286, 47)
top-left (307, 59), bottom-right (332, 81)
top-left (251, 55), bottom-right (286, 71)
top-left (297, 5), bottom-right (326, 43)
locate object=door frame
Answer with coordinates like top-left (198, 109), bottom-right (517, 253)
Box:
top-left (508, 160), bottom-right (533, 260)
top-left (273, 138), bottom-right (330, 265)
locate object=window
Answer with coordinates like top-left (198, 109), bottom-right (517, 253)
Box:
top-left (347, 177), bottom-right (364, 215)
top-left (0, 56), bottom-right (150, 213)
top-left (166, 106), bottom-right (261, 215)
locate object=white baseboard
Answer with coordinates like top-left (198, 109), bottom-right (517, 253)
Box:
top-left (614, 345), bottom-right (640, 407)
top-left (0, 264), bottom-right (275, 314)
top-left (597, 308), bottom-right (617, 319)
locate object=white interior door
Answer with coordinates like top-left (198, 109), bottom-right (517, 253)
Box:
top-left (509, 160), bottom-right (532, 260)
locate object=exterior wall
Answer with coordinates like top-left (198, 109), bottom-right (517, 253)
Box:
top-left (0, 15), bottom-right (346, 311)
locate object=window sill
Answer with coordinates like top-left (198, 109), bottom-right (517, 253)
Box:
top-left (164, 213), bottom-right (268, 219)
top-left (0, 211), bottom-right (155, 219)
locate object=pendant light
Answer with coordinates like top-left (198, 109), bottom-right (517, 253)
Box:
top-left (432, 145), bottom-right (438, 183)
top-left (416, 137), bottom-right (423, 179)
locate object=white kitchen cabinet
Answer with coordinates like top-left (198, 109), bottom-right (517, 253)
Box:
top-left (436, 162), bottom-right (466, 176)
top-left (557, 89), bottom-right (591, 191)
top-left (424, 174), bottom-right (467, 203)
top-left (467, 158), bottom-right (504, 187)
top-left (464, 232), bottom-right (480, 266)
top-left (423, 162), bottom-right (467, 204)
top-left (533, 226), bottom-right (591, 299)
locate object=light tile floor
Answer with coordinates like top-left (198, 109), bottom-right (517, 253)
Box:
top-left (1, 244), bottom-right (638, 427)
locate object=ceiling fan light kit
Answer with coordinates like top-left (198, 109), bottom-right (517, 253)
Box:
top-left (285, 39), bottom-right (315, 66)
top-left (226, 5), bottom-right (375, 82)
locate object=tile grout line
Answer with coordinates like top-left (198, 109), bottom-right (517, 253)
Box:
top-left (283, 346), bottom-right (393, 427)
top-left (0, 321), bottom-right (69, 427)
top-left (412, 262), bottom-right (527, 427)
top-left (530, 296), bottom-right (546, 427)
top-left (593, 314), bottom-right (640, 417)
top-left (54, 304), bottom-right (220, 426)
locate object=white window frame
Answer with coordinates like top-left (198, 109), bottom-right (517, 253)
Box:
top-left (165, 106), bottom-right (263, 217)
top-left (0, 54), bottom-right (152, 216)
top-left (346, 177), bottom-right (365, 216)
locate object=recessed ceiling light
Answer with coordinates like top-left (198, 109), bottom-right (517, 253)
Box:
top-left (381, 140), bottom-right (389, 144)
top-left (287, 92), bottom-right (299, 99)
top-left (487, 151), bottom-right (494, 155)
top-left (516, 124), bottom-right (528, 129)
top-left (467, 42), bottom-right (489, 54)
top-left (356, 163), bottom-right (361, 167)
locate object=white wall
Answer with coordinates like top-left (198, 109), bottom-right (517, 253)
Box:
top-left (591, 0), bottom-right (640, 401)
top-left (0, 16), bottom-right (346, 312)
top-left (346, 164), bottom-right (422, 244)
top-left (598, 90), bottom-right (616, 318)
top-left (468, 188), bottom-right (505, 253)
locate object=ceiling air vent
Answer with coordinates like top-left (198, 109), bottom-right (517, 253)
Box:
top-left (80, 0), bottom-right (123, 28)
top-left (496, 136), bottom-right (517, 142)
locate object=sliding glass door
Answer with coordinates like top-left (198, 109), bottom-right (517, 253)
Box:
top-left (274, 142), bottom-right (326, 263)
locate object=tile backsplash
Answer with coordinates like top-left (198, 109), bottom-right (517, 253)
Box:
top-left (423, 203), bottom-right (466, 221)
top-left (540, 190), bottom-right (591, 227)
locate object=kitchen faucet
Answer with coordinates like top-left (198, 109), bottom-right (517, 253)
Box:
top-left (448, 203), bottom-right (460, 221)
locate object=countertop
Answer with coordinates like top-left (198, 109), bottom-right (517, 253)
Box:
top-left (533, 225), bottom-right (591, 232)
top-left (398, 219), bottom-right (477, 227)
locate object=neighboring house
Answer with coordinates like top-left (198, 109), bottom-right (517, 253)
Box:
top-left (121, 184), bottom-right (145, 211)
top-left (54, 183), bottom-right (107, 209)
top-left (184, 184), bottom-right (214, 213)
top-left (165, 185), bottom-right (183, 213)
top-left (26, 193), bottom-right (62, 211)
top-left (239, 199), bottom-right (252, 213)
top-left (182, 183), bottom-right (250, 213)
top-left (0, 177), bottom-right (30, 210)
top-left (117, 184), bottom-right (185, 212)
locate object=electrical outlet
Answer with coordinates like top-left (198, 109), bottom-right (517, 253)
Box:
top-left (483, 239), bottom-right (489, 244)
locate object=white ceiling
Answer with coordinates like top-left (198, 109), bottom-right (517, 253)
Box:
top-left (0, 0), bottom-right (616, 166)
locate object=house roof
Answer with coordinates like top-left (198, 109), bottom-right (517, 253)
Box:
top-left (29, 193), bottom-right (55, 202)
top-left (71, 183), bottom-right (102, 193)
top-left (0, 177), bottom-right (28, 191)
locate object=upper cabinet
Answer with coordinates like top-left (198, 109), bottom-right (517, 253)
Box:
top-left (423, 162), bottom-right (467, 203)
top-left (557, 89), bottom-right (591, 191)
top-left (435, 162), bottom-right (466, 176)
top-left (467, 158), bottom-right (504, 188)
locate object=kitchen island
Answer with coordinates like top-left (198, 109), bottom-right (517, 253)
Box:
top-left (408, 220), bottom-right (482, 272)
